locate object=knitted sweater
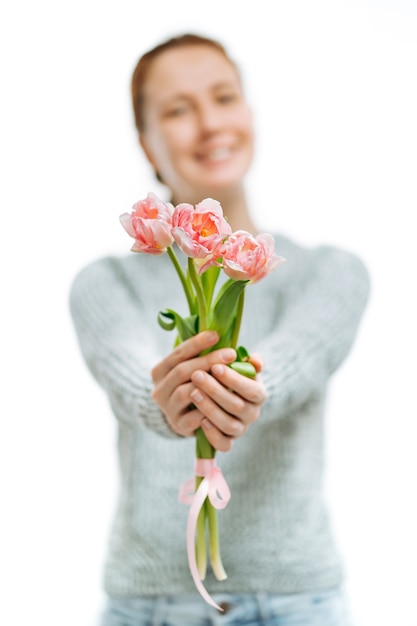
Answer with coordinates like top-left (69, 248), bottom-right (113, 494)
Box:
top-left (69, 233), bottom-right (370, 598)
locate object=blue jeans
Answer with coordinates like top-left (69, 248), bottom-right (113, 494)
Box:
top-left (100, 589), bottom-right (352, 625)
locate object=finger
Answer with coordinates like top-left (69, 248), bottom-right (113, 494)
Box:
top-left (191, 370), bottom-right (248, 423)
top-left (151, 330), bottom-right (219, 382)
top-left (168, 381), bottom-right (197, 417)
top-left (190, 385), bottom-right (246, 438)
top-left (210, 364), bottom-right (267, 405)
top-left (170, 406), bottom-right (203, 438)
top-left (157, 379), bottom-right (203, 437)
top-left (152, 377), bottom-right (194, 425)
top-left (248, 353), bottom-right (264, 373)
top-left (200, 418), bottom-right (235, 453)
top-left (154, 347), bottom-right (237, 407)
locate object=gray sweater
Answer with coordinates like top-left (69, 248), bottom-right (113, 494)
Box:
top-left (69, 233), bottom-right (370, 598)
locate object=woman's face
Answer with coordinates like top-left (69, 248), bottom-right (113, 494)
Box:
top-left (139, 44), bottom-right (254, 203)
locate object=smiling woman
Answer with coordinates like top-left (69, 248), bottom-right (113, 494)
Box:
top-left (69, 32), bottom-right (370, 626)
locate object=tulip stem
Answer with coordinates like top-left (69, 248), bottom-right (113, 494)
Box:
top-left (196, 427), bottom-right (214, 459)
top-left (195, 432), bottom-right (226, 580)
top-left (207, 501), bottom-right (227, 580)
top-left (230, 289), bottom-right (245, 350)
top-left (196, 477), bottom-right (207, 580)
top-left (188, 258), bottom-right (208, 330)
top-left (195, 429), bottom-right (212, 579)
top-left (167, 246), bottom-right (195, 314)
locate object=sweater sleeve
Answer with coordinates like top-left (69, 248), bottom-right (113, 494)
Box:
top-left (69, 256), bottom-right (178, 438)
top-left (257, 244), bottom-right (371, 418)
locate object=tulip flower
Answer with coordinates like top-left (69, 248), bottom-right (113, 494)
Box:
top-left (221, 230), bottom-right (286, 283)
top-left (172, 198), bottom-right (232, 272)
top-left (119, 192), bottom-right (174, 254)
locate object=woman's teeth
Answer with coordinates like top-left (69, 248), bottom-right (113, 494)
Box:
top-left (206, 147), bottom-right (230, 161)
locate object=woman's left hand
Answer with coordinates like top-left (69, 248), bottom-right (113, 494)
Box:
top-left (190, 359), bottom-right (266, 452)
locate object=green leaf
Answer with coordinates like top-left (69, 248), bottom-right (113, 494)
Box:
top-left (201, 264), bottom-right (221, 308)
top-left (229, 345), bottom-right (256, 378)
top-left (209, 279), bottom-right (248, 336)
top-left (236, 345), bottom-right (251, 361)
top-left (157, 309), bottom-right (198, 341)
top-left (229, 361), bottom-right (257, 378)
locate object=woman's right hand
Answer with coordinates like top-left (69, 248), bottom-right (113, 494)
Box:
top-left (151, 330), bottom-right (237, 438)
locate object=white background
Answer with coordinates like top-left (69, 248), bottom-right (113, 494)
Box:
top-left (1, 1), bottom-right (416, 625)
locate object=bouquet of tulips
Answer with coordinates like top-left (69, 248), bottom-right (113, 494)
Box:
top-left (120, 192), bottom-right (285, 609)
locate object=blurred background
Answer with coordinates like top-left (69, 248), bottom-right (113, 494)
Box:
top-left (1, 1), bottom-right (416, 624)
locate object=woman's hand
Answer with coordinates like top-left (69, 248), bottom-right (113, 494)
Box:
top-left (151, 330), bottom-right (266, 452)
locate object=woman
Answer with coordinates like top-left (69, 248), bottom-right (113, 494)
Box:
top-left (70, 33), bottom-right (370, 625)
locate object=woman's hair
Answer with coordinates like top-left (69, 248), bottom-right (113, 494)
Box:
top-left (131, 33), bottom-right (238, 134)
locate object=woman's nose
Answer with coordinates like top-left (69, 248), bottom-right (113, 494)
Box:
top-left (197, 103), bottom-right (223, 133)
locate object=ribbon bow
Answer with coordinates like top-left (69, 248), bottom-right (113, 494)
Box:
top-left (178, 458), bottom-right (231, 611)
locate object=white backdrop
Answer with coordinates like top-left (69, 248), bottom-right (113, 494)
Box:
top-left (1, 1), bottom-right (416, 625)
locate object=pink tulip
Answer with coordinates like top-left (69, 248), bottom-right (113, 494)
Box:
top-left (119, 192), bottom-right (174, 255)
top-left (221, 230), bottom-right (286, 283)
top-left (172, 198), bottom-right (232, 271)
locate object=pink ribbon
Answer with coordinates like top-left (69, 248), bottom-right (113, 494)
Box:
top-left (178, 458), bottom-right (231, 611)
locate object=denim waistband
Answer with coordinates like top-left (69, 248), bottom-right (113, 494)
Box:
top-left (101, 588), bottom-right (351, 626)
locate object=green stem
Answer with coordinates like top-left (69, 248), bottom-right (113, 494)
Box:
top-left (167, 246), bottom-right (195, 314)
top-left (188, 258), bottom-right (207, 330)
top-left (195, 428), bottom-right (226, 580)
top-left (230, 288), bottom-right (245, 349)
top-left (196, 477), bottom-right (207, 580)
top-left (188, 262), bottom-right (229, 583)
top-left (207, 501), bottom-right (227, 581)
top-left (196, 427), bottom-right (214, 459)
top-left (201, 265), bottom-right (221, 309)
top-left (195, 428), bottom-right (213, 580)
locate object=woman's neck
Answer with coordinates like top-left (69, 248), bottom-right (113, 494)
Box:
top-left (213, 188), bottom-right (258, 234)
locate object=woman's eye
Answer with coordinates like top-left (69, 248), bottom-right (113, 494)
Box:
top-left (165, 104), bottom-right (190, 117)
top-left (217, 92), bottom-right (238, 104)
